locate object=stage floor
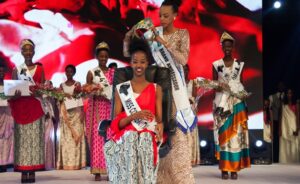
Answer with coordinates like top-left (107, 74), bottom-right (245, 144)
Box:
top-left (1, 164), bottom-right (299, 184)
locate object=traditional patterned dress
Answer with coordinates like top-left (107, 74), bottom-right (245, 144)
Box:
top-left (212, 59), bottom-right (250, 172)
top-left (9, 64), bottom-right (45, 172)
top-left (86, 67), bottom-right (114, 174)
top-left (156, 29), bottom-right (195, 184)
top-left (105, 83), bottom-right (159, 184)
top-left (0, 85), bottom-right (14, 167)
top-left (187, 80), bottom-right (200, 166)
top-left (42, 98), bottom-right (55, 170)
top-left (279, 104), bottom-right (299, 163)
top-left (56, 82), bottom-right (86, 170)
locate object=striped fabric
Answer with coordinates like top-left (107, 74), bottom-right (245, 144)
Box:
top-left (215, 102), bottom-right (251, 172)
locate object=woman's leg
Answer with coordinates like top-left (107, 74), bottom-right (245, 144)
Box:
top-left (139, 132), bottom-right (156, 184)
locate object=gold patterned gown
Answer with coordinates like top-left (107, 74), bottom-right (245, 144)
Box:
top-left (157, 29), bottom-right (195, 184)
top-left (187, 81), bottom-right (200, 166)
top-left (0, 86), bottom-right (14, 167)
top-left (56, 82), bottom-right (86, 170)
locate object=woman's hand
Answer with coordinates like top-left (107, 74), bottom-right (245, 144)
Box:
top-left (293, 131), bottom-right (298, 136)
top-left (155, 123), bottom-right (164, 142)
top-left (65, 93), bottom-right (72, 99)
top-left (132, 110), bottom-right (154, 121)
top-left (11, 90), bottom-right (22, 100)
top-left (151, 27), bottom-right (170, 48)
top-left (219, 82), bottom-right (230, 91)
top-left (124, 26), bottom-right (136, 41)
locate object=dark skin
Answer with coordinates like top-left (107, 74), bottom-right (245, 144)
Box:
top-left (0, 67), bottom-right (4, 85)
top-left (152, 5), bottom-right (178, 48)
top-left (125, 5), bottom-right (178, 48)
top-left (183, 66), bottom-right (197, 102)
top-left (114, 51), bottom-right (164, 141)
top-left (264, 99), bottom-right (273, 140)
top-left (86, 49), bottom-right (109, 85)
top-left (62, 67), bottom-right (79, 98)
top-left (12, 44), bottom-right (45, 97)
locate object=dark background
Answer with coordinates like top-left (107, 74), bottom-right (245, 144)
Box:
top-left (263, 0), bottom-right (300, 98)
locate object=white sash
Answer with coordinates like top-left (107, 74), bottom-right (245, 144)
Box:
top-left (91, 67), bottom-right (112, 100)
top-left (116, 81), bottom-right (156, 132)
top-left (17, 63), bottom-right (36, 85)
top-left (146, 26), bottom-right (196, 132)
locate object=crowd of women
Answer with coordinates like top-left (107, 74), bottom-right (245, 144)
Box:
top-left (2, 0), bottom-right (292, 183)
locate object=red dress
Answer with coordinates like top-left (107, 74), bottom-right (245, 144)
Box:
top-left (9, 64), bottom-right (44, 124)
top-left (110, 83), bottom-right (158, 164)
top-left (9, 64), bottom-right (45, 172)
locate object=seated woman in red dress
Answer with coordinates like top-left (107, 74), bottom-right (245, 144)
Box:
top-left (104, 39), bottom-right (163, 184)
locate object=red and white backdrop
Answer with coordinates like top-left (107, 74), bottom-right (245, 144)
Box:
top-left (0, 0), bottom-right (262, 129)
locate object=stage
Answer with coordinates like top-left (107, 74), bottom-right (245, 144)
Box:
top-left (1, 164), bottom-right (299, 184)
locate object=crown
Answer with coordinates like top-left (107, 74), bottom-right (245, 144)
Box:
top-left (220, 31), bottom-right (235, 44)
top-left (96, 42), bottom-right (110, 51)
top-left (133, 18), bottom-right (154, 39)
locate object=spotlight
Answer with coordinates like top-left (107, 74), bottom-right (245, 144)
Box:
top-left (273, 1), bottom-right (281, 9)
top-left (200, 140), bottom-right (207, 147)
top-left (255, 140), bottom-right (263, 147)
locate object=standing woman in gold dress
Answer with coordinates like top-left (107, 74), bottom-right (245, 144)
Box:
top-left (153, 0), bottom-right (196, 183)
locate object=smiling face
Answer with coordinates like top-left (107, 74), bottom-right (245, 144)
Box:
top-left (21, 44), bottom-right (35, 61)
top-left (96, 49), bottom-right (109, 68)
top-left (222, 40), bottom-right (234, 57)
top-left (159, 5), bottom-right (177, 28)
top-left (130, 51), bottom-right (149, 77)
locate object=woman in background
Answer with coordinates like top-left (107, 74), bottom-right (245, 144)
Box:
top-left (56, 65), bottom-right (86, 170)
top-left (86, 42), bottom-right (114, 181)
top-left (10, 39), bottom-right (45, 183)
top-left (279, 88), bottom-right (300, 163)
top-left (0, 63), bottom-right (14, 172)
top-left (183, 64), bottom-right (200, 166)
top-left (43, 80), bottom-right (56, 170)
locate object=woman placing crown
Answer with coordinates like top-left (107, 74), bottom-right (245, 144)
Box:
top-left (86, 41), bottom-right (115, 181)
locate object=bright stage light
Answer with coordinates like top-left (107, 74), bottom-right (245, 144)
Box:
top-left (200, 140), bottom-right (207, 147)
top-left (255, 140), bottom-right (263, 147)
top-left (274, 1), bottom-right (281, 9)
